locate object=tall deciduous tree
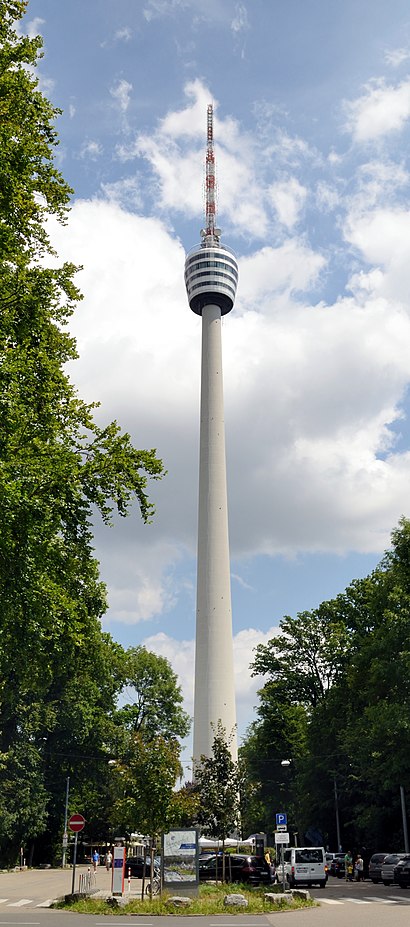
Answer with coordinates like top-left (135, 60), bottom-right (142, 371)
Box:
top-left (116, 647), bottom-right (190, 741)
top-left (241, 519), bottom-right (410, 852)
top-left (0, 0), bottom-right (165, 864)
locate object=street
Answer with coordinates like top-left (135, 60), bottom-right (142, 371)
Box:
top-left (0, 867), bottom-right (408, 927)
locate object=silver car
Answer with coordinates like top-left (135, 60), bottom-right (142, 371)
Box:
top-left (381, 853), bottom-right (407, 885)
top-left (368, 852), bottom-right (388, 883)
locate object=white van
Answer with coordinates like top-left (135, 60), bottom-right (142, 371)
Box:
top-left (281, 847), bottom-right (327, 888)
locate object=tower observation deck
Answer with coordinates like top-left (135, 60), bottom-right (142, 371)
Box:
top-left (184, 104), bottom-right (238, 764)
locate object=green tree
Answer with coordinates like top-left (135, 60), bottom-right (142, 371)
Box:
top-left (109, 734), bottom-right (183, 843)
top-left (116, 647), bottom-right (190, 741)
top-left (194, 724), bottom-right (240, 880)
top-left (242, 519), bottom-right (410, 852)
top-left (0, 1), bottom-right (165, 864)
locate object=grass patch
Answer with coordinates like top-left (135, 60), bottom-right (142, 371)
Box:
top-left (53, 882), bottom-right (316, 915)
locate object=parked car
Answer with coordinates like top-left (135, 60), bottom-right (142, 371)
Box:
top-left (126, 856), bottom-right (155, 878)
top-left (198, 853), bottom-right (273, 885)
top-left (381, 853), bottom-right (407, 885)
top-left (333, 857), bottom-right (346, 878)
top-left (368, 853), bottom-right (389, 883)
top-left (394, 856), bottom-right (410, 889)
top-left (326, 852), bottom-right (345, 876)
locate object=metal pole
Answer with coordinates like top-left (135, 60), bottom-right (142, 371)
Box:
top-left (400, 785), bottom-right (409, 853)
top-left (62, 776), bottom-right (70, 867)
top-left (281, 846), bottom-right (285, 893)
top-left (71, 832), bottom-right (78, 895)
top-left (334, 776), bottom-right (342, 851)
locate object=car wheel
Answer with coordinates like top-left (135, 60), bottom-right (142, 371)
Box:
top-left (382, 880), bottom-right (391, 886)
top-left (371, 879), bottom-right (378, 884)
top-left (318, 881), bottom-right (326, 889)
top-left (398, 881), bottom-right (409, 889)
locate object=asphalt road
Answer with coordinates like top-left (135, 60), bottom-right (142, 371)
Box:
top-left (0, 868), bottom-right (409, 927)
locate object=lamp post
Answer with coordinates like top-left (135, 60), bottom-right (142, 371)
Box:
top-left (62, 776), bottom-right (70, 867)
top-left (400, 785), bottom-right (409, 853)
top-left (333, 776), bottom-right (342, 851)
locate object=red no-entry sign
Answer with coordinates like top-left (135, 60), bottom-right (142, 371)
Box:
top-left (68, 813), bottom-right (85, 833)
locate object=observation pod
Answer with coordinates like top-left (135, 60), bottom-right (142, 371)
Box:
top-left (184, 241), bottom-right (238, 316)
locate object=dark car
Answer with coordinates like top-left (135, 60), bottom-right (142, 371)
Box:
top-left (125, 856), bottom-right (153, 878)
top-left (333, 857), bottom-right (346, 878)
top-left (199, 853), bottom-right (273, 885)
top-left (368, 853), bottom-right (388, 883)
top-left (394, 855), bottom-right (410, 889)
top-left (326, 853), bottom-right (345, 876)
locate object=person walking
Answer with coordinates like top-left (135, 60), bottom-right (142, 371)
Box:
top-left (105, 849), bottom-right (112, 871)
top-left (92, 849), bottom-right (100, 871)
top-left (355, 854), bottom-right (364, 881)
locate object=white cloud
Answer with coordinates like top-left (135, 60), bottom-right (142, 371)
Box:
top-left (101, 176), bottom-right (142, 210)
top-left (268, 177), bottom-right (307, 229)
top-left (79, 140), bottom-right (103, 160)
top-left (142, 625), bottom-right (278, 741)
top-left (385, 47), bottom-right (410, 68)
top-left (344, 78), bottom-right (410, 143)
top-left (316, 181), bottom-right (340, 212)
top-left (17, 15), bottom-right (45, 39)
top-left (115, 26), bottom-right (132, 42)
top-left (110, 78), bottom-right (133, 113)
top-left (231, 3), bottom-right (249, 34)
top-left (238, 241), bottom-right (325, 305)
top-left (46, 191), bottom-right (410, 630)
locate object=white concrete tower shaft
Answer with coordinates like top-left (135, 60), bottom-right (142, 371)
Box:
top-left (184, 105), bottom-right (238, 762)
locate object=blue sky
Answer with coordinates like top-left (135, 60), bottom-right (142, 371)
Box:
top-left (22, 0), bottom-right (410, 756)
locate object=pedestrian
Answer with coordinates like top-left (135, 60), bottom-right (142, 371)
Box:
top-left (105, 849), bottom-right (112, 871)
top-left (355, 854), bottom-right (364, 881)
top-left (344, 850), bottom-right (353, 882)
top-left (92, 849), bottom-right (100, 871)
top-left (264, 849), bottom-right (275, 882)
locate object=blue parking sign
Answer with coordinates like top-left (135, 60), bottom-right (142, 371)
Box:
top-left (276, 812), bottom-right (287, 827)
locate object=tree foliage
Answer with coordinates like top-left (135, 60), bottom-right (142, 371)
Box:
top-left (0, 1), bottom-right (175, 865)
top-left (241, 518), bottom-right (410, 853)
top-left (116, 647), bottom-right (190, 741)
top-left (194, 724), bottom-right (240, 850)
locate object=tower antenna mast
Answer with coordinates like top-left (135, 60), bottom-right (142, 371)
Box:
top-left (201, 104), bottom-right (221, 245)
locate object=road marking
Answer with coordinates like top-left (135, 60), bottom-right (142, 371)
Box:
top-left (388, 894), bottom-right (410, 900)
top-left (340, 897), bottom-right (372, 903)
top-left (320, 898), bottom-right (344, 904)
top-left (7, 901), bottom-right (33, 908)
top-left (36, 900), bottom-right (53, 907)
top-left (363, 896), bottom-right (396, 903)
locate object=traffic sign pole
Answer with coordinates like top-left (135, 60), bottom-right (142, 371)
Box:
top-left (68, 814), bottom-right (85, 895)
top-left (71, 832), bottom-right (78, 895)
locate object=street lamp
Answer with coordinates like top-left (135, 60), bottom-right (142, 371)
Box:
top-left (62, 777), bottom-right (70, 867)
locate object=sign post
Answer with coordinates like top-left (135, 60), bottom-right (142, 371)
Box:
top-left (275, 823), bottom-right (289, 894)
top-left (112, 845), bottom-right (125, 897)
top-left (68, 814), bottom-right (85, 894)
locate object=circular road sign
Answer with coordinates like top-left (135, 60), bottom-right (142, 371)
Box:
top-left (68, 813), bottom-right (85, 833)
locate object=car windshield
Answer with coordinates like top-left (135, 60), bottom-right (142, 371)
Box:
top-left (295, 849), bottom-right (323, 864)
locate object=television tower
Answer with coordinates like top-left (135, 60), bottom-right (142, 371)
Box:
top-left (184, 105), bottom-right (238, 762)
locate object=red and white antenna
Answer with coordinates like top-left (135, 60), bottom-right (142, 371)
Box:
top-left (201, 104), bottom-right (221, 244)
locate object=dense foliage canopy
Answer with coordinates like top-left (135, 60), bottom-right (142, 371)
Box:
top-left (240, 519), bottom-right (410, 854)
top-left (0, 0), bottom-right (191, 866)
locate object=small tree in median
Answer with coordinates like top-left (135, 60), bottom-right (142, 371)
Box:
top-left (194, 723), bottom-right (240, 882)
